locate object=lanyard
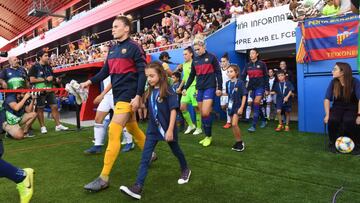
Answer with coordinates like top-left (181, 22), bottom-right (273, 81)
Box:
top-left (279, 82), bottom-right (286, 96)
top-left (150, 90), bottom-right (165, 138)
top-left (228, 80), bottom-right (237, 97)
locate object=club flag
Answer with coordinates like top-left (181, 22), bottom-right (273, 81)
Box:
top-left (158, 4), bottom-right (171, 12)
top-left (303, 14), bottom-right (359, 61)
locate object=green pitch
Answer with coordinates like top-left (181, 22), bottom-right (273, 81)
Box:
top-left (1, 120), bottom-right (359, 203)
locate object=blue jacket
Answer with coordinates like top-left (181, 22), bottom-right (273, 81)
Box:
top-left (242, 60), bottom-right (269, 91)
top-left (184, 51), bottom-right (222, 91)
top-left (90, 38), bottom-right (146, 103)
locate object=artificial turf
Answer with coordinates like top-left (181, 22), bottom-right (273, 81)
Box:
top-left (0, 120), bottom-right (359, 203)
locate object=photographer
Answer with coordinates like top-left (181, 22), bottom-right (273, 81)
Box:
top-left (28, 50), bottom-right (68, 134)
top-left (2, 91), bottom-right (37, 140)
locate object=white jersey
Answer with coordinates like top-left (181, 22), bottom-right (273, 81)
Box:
top-left (269, 77), bottom-right (275, 91)
top-left (221, 67), bottom-right (230, 93)
top-left (103, 76), bottom-right (113, 96)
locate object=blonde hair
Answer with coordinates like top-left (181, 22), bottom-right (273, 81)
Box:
top-left (114, 14), bottom-right (133, 33)
top-left (193, 34), bottom-right (206, 46)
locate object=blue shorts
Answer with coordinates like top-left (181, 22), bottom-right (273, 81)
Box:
top-left (276, 102), bottom-right (292, 112)
top-left (196, 88), bottom-right (215, 102)
top-left (250, 87), bottom-right (265, 100)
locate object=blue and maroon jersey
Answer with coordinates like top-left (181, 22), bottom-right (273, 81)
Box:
top-left (242, 60), bottom-right (269, 91)
top-left (184, 51), bottom-right (222, 91)
top-left (90, 38), bottom-right (146, 103)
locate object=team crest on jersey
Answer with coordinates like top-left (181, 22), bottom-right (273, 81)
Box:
top-left (157, 97), bottom-right (163, 103)
top-left (121, 49), bottom-right (127, 54)
top-left (109, 51), bottom-right (114, 55)
top-left (257, 65), bottom-right (261, 68)
top-left (205, 58), bottom-right (209, 62)
top-left (8, 72), bottom-right (12, 76)
top-left (40, 71), bottom-right (43, 75)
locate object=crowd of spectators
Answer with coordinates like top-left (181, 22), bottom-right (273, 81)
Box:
top-left (15, 0), bottom-right (354, 70)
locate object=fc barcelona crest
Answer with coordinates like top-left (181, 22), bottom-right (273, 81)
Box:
top-left (157, 97), bottom-right (163, 103)
top-left (205, 58), bottom-right (209, 62)
top-left (257, 65), bottom-right (260, 68)
top-left (121, 49), bottom-right (127, 54)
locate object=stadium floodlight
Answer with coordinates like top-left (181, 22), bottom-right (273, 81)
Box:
top-left (28, 0), bottom-right (66, 18)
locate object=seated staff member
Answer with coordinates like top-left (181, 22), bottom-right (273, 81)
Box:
top-left (2, 91), bottom-right (37, 139)
top-left (324, 62), bottom-right (360, 154)
top-left (28, 50), bottom-right (68, 134)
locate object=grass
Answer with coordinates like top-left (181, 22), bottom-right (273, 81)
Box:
top-left (1, 119), bottom-right (360, 203)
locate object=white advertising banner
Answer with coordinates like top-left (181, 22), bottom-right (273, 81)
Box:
top-left (235, 5), bottom-right (298, 51)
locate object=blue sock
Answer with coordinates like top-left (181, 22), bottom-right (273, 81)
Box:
top-left (202, 115), bottom-right (212, 137)
top-left (0, 159), bottom-right (26, 183)
top-left (252, 104), bottom-right (260, 128)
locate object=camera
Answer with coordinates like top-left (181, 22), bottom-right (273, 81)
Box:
top-left (0, 51), bottom-right (8, 57)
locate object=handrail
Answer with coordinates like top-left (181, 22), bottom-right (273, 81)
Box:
top-left (142, 0), bottom-right (200, 20)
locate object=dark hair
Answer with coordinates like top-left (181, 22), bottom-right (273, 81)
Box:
top-left (332, 62), bottom-right (354, 102)
top-left (184, 46), bottom-right (194, 57)
top-left (277, 70), bottom-right (286, 75)
top-left (172, 71), bottom-right (181, 79)
top-left (114, 15), bottom-right (133, 33)
top-left (228, 64), bottom-right (240, 77)
top-left (37, 49), bottom-right (48, 59)
top-left (250, 48), bottom-right (259, 54)
top-left (144, 61), bottom-right (170, 101)
top-left (222, 52), bottom-right (229, 61)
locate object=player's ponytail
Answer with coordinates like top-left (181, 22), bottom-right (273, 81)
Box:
top-left (115, 14), bottom-right (133, 33)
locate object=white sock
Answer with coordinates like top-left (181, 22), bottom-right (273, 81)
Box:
top-left (246, 105), bottom-right (252, 119)
top-left (122, 127), bottom-right (133, 144)
top-left (94, 123), bottom-right (105, 146)
top-left (266, 104), bottom-right (271, 118)
top-left (226, 110), bottom-right (231, 123)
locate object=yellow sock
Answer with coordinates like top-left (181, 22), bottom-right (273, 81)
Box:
top-left (100, 122), bottom-right (123, 177)
top-left (126, 121), bottom-right (145, 150)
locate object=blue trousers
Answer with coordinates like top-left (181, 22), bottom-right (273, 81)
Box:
top-left (0, 139), bottom-right (25, 183)
top-left (136, 138), bottom-right (188, 186)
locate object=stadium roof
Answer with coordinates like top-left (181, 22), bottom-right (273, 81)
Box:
top-left (0, 0), bottom-right (78, 41)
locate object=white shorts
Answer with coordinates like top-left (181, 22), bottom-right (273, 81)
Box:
top-left (220, 96), bottom-right (228, 106)
top-left (247, 92), bottom-right (253, 103)
top-left (266, 95), bottom-right (276, 103)
top-left (97, 95), bottom-right (114, 112)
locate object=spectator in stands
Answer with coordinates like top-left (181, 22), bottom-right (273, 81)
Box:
top-left (322, 0), bottom-right (340, 16)
top-left (263, 0), bottom-right (274, 9)
top-left (169, 10), bottom-right (187, 27)
top-left (289, 0), bottom-right (321, 21)
top-left (29, 50), bottom-right (68, 134)
top-left (159, 36), bottom-right (170, 51)
top-left (192, 18), bottom-right (206, 35)
top-left (351, 0), bottom-right (359, 13)
top-left (338, 0), bottom-right (352, 14)
top-left (220, 0), bottom-right (233, 18)
top-left (257, 0), bottom-right (265, 10)
top-left (2, 91), bottom-right (37, 139)
top-left (230, 0), bottom-right (244, 20)
top-left (182, 29), bottom-right (193, 44)
top-left (324, 62), bottom-right (360, 154)
top-left (162, 13), bottom-right (172, 29)
top-left (252, 3), bottom-right (259, 12)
